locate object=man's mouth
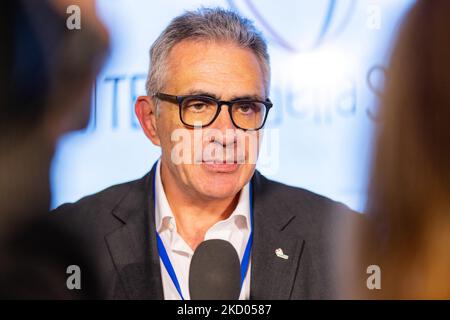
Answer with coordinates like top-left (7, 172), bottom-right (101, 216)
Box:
top-left (201, 160), bottom-right (239, 173)
top-left (202, 159), bottom-right (238, 164)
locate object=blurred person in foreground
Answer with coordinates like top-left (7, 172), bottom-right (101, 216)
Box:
top-left (0, 0), bottom-right (108, 298)
top-left (54, 7), bottom-right (358, 300)
top-left (340, 0), bottom-right (450, 299)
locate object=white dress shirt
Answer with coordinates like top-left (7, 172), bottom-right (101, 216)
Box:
top-left (154, 160), bottom-right (252, 300)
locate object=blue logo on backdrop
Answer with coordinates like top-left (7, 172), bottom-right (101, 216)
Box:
top-left (227, 0), bottom-right (356, 52)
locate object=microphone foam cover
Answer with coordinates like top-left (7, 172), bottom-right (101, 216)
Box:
top-left (189, 239), bottom-right (241, 300)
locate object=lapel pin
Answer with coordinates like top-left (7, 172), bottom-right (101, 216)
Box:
top-left (275, 248), bottom-right (289, 260)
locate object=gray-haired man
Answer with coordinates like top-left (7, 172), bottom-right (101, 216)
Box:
top-left (55, 7), bottom-right (356, 300)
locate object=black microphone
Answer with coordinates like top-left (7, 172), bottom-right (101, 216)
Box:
top-left (189, 239), bottom-right (241, 300)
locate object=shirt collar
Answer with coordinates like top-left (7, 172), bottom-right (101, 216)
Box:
top-left (155, 159), bottom-right (175, 233)
top-left (154, 159), bottom-right (251, 234)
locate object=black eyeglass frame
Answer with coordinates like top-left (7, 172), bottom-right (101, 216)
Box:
top-left (153, 92), bottom-right (273, 131)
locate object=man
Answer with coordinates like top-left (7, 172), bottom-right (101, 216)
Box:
top-left (54, 7), bottom-right (356, 299)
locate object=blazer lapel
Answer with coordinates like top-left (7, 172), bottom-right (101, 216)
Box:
top-left (250, 171), bottom-right (305, 300)
top-left (105, 164), bottom-right (163, 299)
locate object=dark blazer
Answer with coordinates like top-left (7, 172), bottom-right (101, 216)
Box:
top-left (52, 164), bottom-right (357, 299)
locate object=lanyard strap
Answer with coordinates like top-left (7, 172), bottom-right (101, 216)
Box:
top-left (156, 232), bottom-right (185, 300)
top-left (153, 169), bottom-right (254, 300)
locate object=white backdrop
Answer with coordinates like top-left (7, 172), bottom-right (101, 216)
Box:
top-left (50, 0), bottom-right (415, 211)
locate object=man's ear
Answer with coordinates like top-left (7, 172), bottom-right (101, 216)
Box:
top-left (135, 96), bottom-right (160, 146)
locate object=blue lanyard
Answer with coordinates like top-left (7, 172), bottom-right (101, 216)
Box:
top-left (153, 170), bottom-right (254, 300)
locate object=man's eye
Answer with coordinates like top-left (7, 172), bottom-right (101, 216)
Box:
top-left (186, 103), bottom-right (207, 112)
top-left (237, 104), bottom-right (255, 114)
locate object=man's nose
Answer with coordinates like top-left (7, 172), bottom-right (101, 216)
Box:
top-left (207, 104), bottom-right (237, 146)
top-left (212, 104), bottom-right (235, 131)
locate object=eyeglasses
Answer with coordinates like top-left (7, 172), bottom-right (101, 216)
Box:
top-left (153, 92), bottom-right (273, 131)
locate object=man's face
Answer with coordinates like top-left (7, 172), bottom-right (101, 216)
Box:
top-left (154, 40), bottom-right (266, 200)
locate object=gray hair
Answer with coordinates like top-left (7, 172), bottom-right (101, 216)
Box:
top-left (145, 7), bottom-right (270, 98)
